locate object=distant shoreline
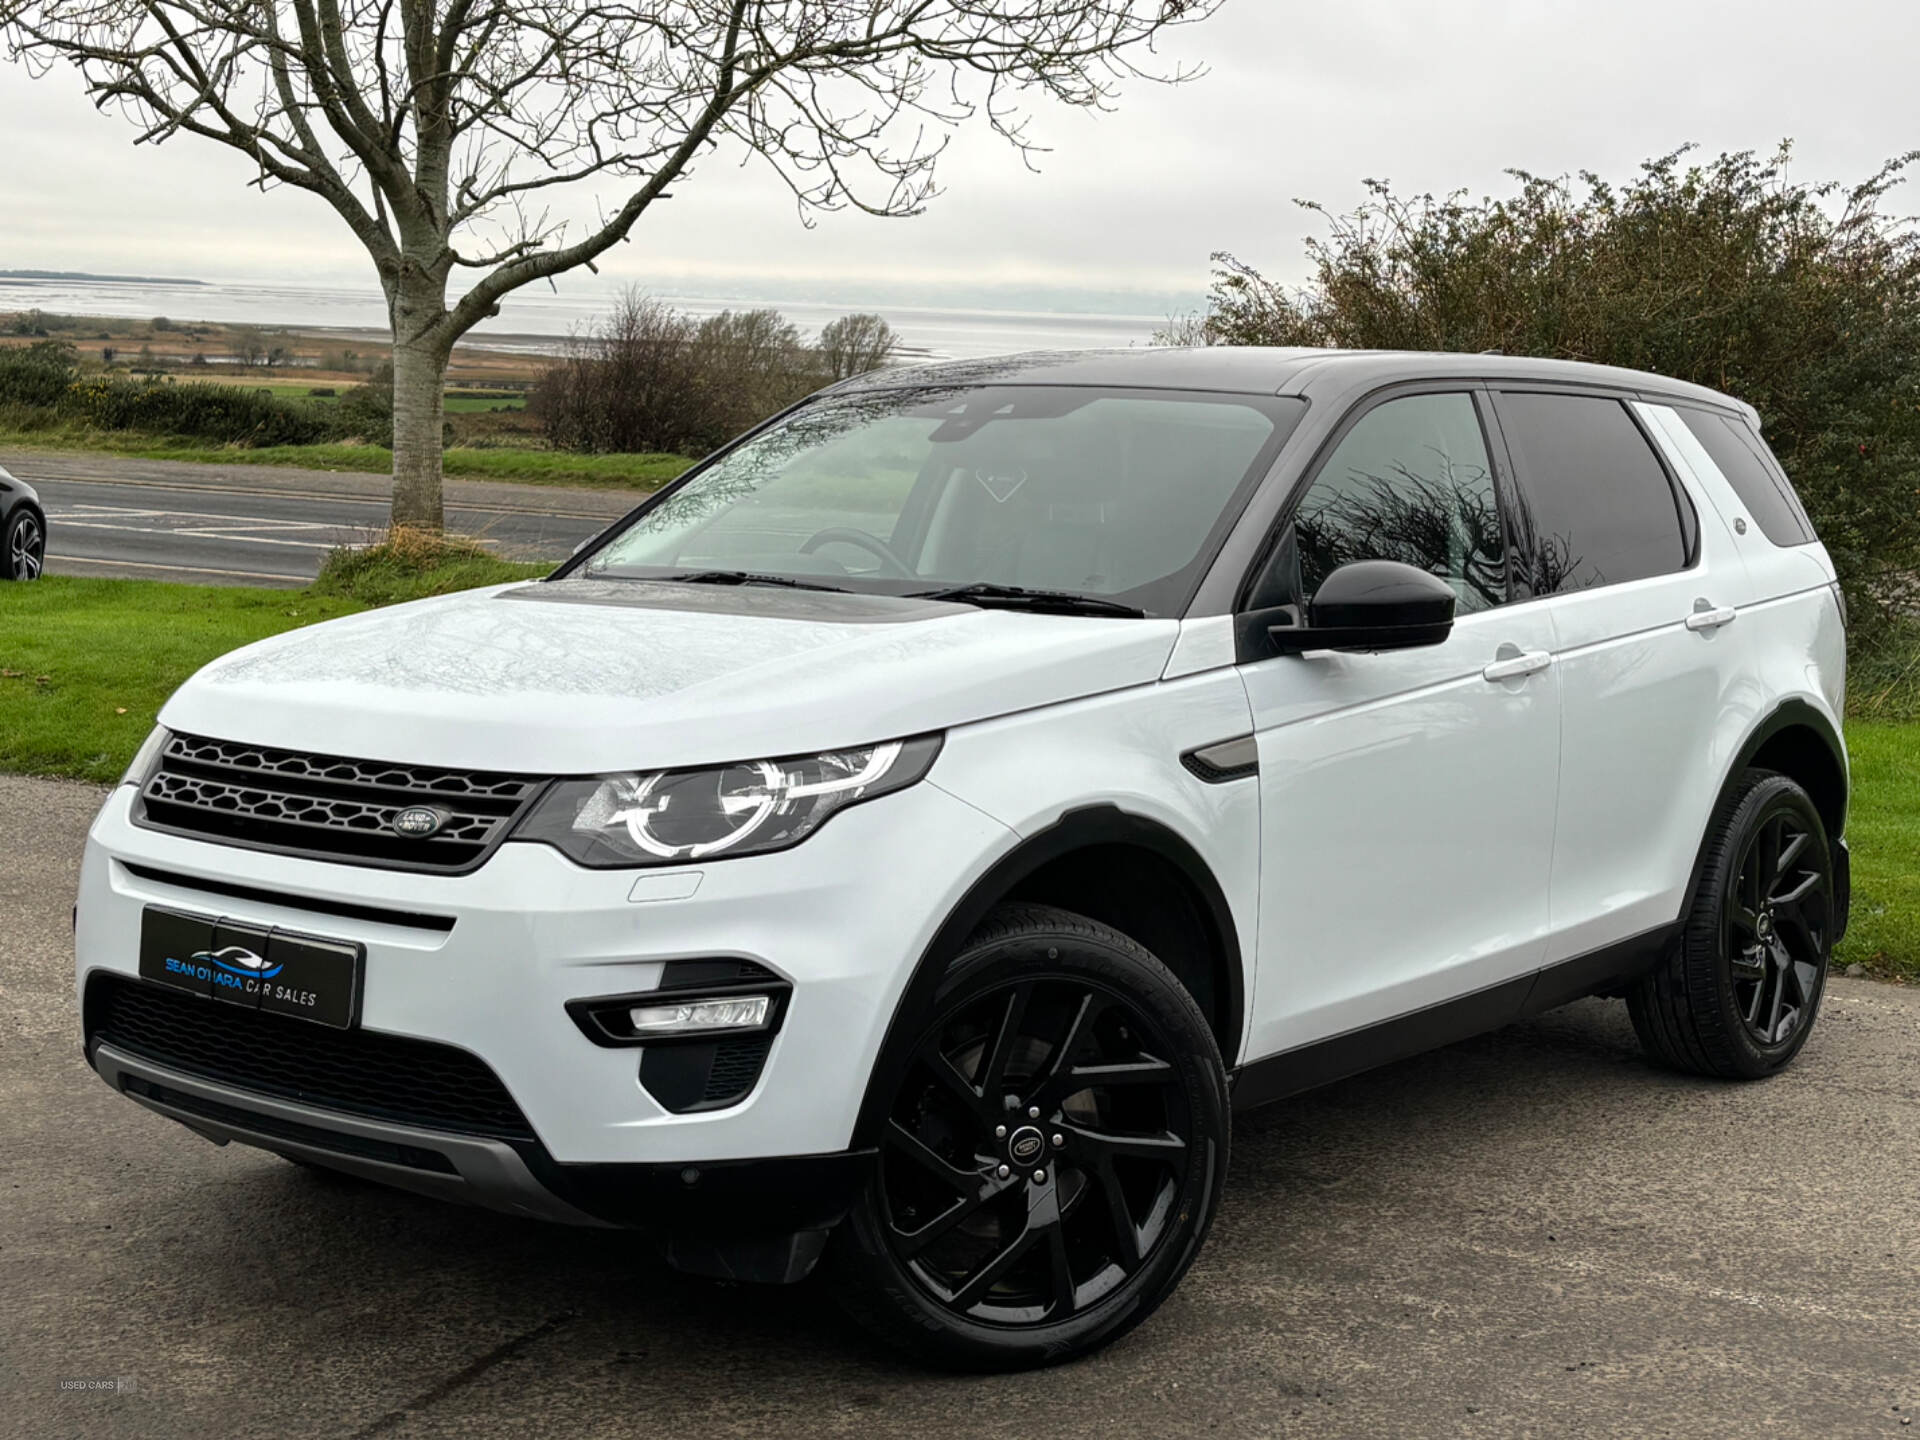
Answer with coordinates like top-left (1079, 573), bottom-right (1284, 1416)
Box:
top-left (0, 273), bottom-right (1164, 361)
top-left (1, 269), bottom-right (206, 287)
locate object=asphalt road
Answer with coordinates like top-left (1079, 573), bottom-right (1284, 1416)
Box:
top-left (5, 773), bottom-right (1919, 1440)
top-left (0, 451), bottom-right (636, 586)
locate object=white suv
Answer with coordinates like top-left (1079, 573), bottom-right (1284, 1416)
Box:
top-left (75, 349), bottom-right (1850, 1369)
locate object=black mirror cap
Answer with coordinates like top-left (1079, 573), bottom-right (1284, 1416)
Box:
top-left (1270, 560), bottom-right (1457, 655)
top-left (1310, 559), bottom-right (1457, 629)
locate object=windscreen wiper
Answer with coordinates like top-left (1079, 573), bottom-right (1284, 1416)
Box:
top-left (663, 570), bottom-right (850, 593)
top-left (909, 583), bottom-right (1147, 618)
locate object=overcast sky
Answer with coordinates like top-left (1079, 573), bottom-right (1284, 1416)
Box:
top-left (1, 0), bottom-right (1915, 314)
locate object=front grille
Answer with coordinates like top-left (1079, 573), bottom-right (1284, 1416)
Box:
top-left (135, 732), bottom-right (546, 872)
top-left (704, 1035), bottom-right (775, 1103)
top-left (88, 975), bottom-right (535, 1140)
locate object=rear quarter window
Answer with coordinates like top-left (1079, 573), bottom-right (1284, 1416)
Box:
top-left (1674, 407), bottom-right (1816, 546)
top-left (1494, 392), bottom-right (1694, 593)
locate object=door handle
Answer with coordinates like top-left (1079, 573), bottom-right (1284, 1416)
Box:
top-left (1482, 649), bottom-right (1553, 683)
top-left (1685, 604), bottom-right (1738, 632)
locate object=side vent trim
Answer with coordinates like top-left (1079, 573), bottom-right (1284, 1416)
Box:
top-left (1181, 736), bottom-right (1260, 784)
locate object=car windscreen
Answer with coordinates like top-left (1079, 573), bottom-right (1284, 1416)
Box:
top-left (579, 386), bottom-right (1306, 617)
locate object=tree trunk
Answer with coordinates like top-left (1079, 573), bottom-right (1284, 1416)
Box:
top-left (389, 332), bottom-right (449, 531)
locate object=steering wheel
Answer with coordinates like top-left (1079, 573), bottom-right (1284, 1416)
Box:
top-left (798, 526), bottom-right (913, 578)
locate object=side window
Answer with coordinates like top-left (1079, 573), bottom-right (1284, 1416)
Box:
top-left (1291, 392), bottom-right (1507, 614)
top-left (1496, 393), bottom-right (1690, 592)
top-left (1675, 407), bottom-right (1816, 546)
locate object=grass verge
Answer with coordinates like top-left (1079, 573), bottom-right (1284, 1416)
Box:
top-left (0, 541), bottom-right (545, 782)
top-left (308, 527), bottom-right (548, 607)
top-left (0, 424), bottom-right (690, 491)
top-left (1832, 721), bottom-right (1920, 980)
top-left (1847, 617), bottom-right (1920, 724)
top-left (0, 578), bottom-right (368, 782)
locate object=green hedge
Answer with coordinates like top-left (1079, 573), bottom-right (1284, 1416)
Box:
top-left (0, 343), bottom-right (337, 446)
top-left (62, 376), bottom-right (336, 446)
top-left (0, 343), bottom-right (75, 407)
top-left (1174, 147), bottom-right (1920, 635)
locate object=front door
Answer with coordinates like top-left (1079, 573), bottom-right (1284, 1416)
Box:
top-left (1238, 389), bottom-right (1562, 1064)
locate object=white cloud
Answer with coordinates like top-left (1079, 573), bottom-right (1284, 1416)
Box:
top-left (0, 0), bottom-right (1913, 310)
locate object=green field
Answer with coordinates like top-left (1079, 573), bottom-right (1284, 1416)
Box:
top-left (4, 374), bottom-right (527, 413)
top-left (0, 562), bottom-right (543, 783)
top-left (0, 579), bottom-right (369, 781)
top-left (232, 381), bottom-right (528, 413)
top-left (0, 427), bottom-right (690, 490)
top-left (2, 572), bottom-right (1914, 983)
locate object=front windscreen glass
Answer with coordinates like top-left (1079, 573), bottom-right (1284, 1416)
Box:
top-left (581, 386), bottom-right (1304, 616)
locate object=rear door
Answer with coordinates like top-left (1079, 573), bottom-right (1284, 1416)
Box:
top-left (1489, 389), bottom-right (1747, 966)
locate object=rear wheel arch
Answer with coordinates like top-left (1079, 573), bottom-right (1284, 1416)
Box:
top-left (1745, 714), bottom-right (1847, 842)
top-left (1725, 700), bottom-right (1847, 836)
top-left (1685, 700), bottom-right (1847, 916)
top-left (853, 806), bottom-right (1245, 1147)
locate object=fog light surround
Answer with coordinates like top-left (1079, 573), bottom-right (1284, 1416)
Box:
top-left (630, 994), bottom-right (771, 1036)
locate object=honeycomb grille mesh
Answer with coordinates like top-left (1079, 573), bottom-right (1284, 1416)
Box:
top-left (137, 732), bottom-right (544, 872)
top-left (704, 1035), bottom-right (775, 1104)
top-left (89, 975), bottom-right (535, 1140)
top-left (164, 734), bottom-right (534, 801)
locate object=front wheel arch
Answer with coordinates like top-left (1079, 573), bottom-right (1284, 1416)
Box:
top-left (852, 806), bottom-right (1244, 1149)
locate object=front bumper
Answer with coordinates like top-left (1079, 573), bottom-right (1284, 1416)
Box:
top-left (89, 1041), bottom-right (873, 1261)
top-left (76, 779), bottom-right (1014, 1169)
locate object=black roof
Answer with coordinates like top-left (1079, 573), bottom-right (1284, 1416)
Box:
top-left (829, 346), bottom-right (1756, 420)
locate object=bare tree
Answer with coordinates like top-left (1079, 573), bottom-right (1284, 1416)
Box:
top-left (230, 324), bottom-right (269, 366)
top-left (817, 311), bottom-right (898, 379)
top-left (2, 1), bottom-right (1222, 530)
top-left (534, 289), bottom-right (706, 454)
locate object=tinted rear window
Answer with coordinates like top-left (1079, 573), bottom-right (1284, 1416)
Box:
top-left (1496, 392), bottom-right (1691, 592)
top-left (1676, 407), bottom-right (1815, 546)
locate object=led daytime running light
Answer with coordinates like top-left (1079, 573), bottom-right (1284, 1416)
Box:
top-left (629, 994), bottom-right (772, 1035)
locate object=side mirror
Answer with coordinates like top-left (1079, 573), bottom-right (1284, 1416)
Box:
top-left (1269, 559), bottom-right (1456, 655)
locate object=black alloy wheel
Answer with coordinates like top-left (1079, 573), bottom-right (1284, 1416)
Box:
top-left (880, 975), bottom-right (1194, 1322)
top-left (831, 904), bottom-right (1228, 1370)
top-left (1629, 770), bottom-right (1834, 1078)
top-left (5, 508), bottom-right (44, 581)
top-left (1726, 804), bottom-right (1828, 1048)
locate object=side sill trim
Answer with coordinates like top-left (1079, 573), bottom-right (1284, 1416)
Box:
top-left (1230, 924), bottom-right (1677, 1112)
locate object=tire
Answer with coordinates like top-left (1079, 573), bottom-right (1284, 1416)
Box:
top-left (3, 507), bottom-right (44, 581)
top-left (828, 903), bottom-right (1230, 1371)
top-left (1627, 770), bottom-right (1836, 1079)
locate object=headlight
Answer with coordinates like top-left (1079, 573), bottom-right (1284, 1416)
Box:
top-left (121, 726), bottom-right (171, 787)
top-left (515, 734), bottom-right (942, 868)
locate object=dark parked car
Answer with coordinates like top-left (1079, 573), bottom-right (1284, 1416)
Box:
top-left (1, 467), bottom-right (46, 581)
